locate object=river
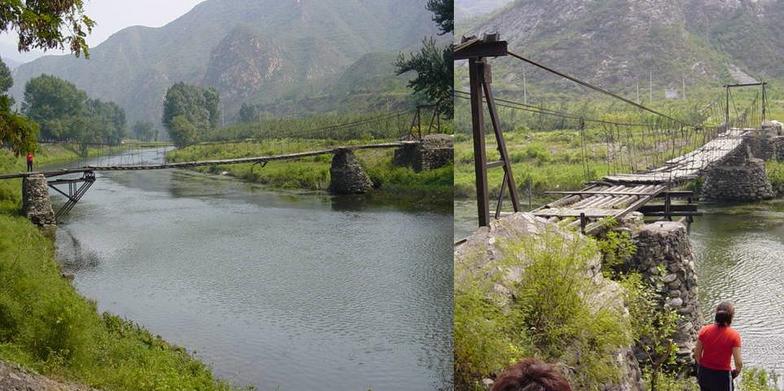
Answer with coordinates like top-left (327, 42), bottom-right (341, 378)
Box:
top-left (51, 148), bottom-right (453, 390)
top-left (455, 199), bottom-right (784, 381)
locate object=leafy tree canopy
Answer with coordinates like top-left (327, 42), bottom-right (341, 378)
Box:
top-left (0, 0), bottom-right (94, 57)
top-left (426, 0), bottom-right (453, 35)
top-left (396, 38), bottom-right (454, 118)
top-left (395, 0), bottom-right (454, 118)
top-left (0, 57), bottom-right (37, 154)
top-left (162, 82), bottom-right (220, 147)
top-left (132, 121), bottom-right (158, 142)
top-left (21, 74), bottom-right (126, 147)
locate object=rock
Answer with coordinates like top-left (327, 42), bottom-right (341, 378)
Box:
top-left (662, 273), bottom-right (678, 283)
top-left (701, 138), bottom-right (774, 202)
top-left (0, 360), bottom-right (96, 390)
top-left (456, 213), bottom-right (643, 391)
top-left (626, 221), bottom-right (702, 371)
top-left (328, 149), bottom-right (373, 194)
top-left (22, 174), bottom-right (56, 226)
top-left (393, 134), bottom-right (453, 171)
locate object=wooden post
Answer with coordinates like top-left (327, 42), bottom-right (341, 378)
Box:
top-left (456, 35), bottom-right (520, 227)
top-left (468, 58), bottom-right (491, 226)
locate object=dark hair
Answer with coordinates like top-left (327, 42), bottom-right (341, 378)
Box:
top-left (491, 358), bottom-right (572, 391)
top-left (714, 302), bottom-right (734, 327)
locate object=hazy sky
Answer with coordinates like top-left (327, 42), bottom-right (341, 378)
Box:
top-left (0, 0), bottom-right (207, 65)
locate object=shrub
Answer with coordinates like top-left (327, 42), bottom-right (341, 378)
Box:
top-left (454, 228), bottom-right (631, 390)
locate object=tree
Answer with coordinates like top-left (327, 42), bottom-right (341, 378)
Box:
top-left (22, 75), bottom-right (87, 141)
top-left (0, 57), bottom-right (37, 154)
top-left (21, 74), bottom-right (126, 147)
top-left (395, 1), bottom-right (454, 118)
top-left (395, 38), bottom-right (454, 118)
top-left (168, 115), bottom-right (198, 147)
top-left (203, 87), bottom-right (221, 128)
top-left (238, 103), bottom-right (260, 123)
top-left (0, 0), bottom-right (94, 57)
top-left (132, 121), bottom-right (156, 142)
top-left (162, 82), bottom-right (220, 146)
top-left (426, 0), bottom-right (453, 35)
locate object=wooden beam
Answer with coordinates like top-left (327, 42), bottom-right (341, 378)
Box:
top-left (454, 40), bottom-right (508, 60)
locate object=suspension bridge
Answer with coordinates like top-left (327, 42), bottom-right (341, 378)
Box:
top-left (455, 34), bottom-right (776, 234)
top-left (1, 106), bottom-right (452, 222)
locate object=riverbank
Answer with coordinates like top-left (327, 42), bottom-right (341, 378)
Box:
top-left (167, 138), bottom-right (453, 209)
top-left (0, 147), bottom-right (235, 390)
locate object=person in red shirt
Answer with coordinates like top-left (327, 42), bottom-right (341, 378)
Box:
top-left (694, 302), bottom-right (743, 391)
top-left (26, 151), bottom-right (34, 172)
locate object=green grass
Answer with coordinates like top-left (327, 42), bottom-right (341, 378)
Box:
top-left (167, 139), bottom-right (453, 206)
top-left (454, 227), bottom-right (631, 390)
top-left (0, 146), bottom-right (237, 390)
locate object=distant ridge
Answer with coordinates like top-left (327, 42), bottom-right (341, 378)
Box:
top-left (10, 0), bottom-right (438, 125)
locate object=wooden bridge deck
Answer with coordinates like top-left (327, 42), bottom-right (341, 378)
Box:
top-left (0, 141), bottom-right (411, 180)
top-left (533, 128), bottom-right (750, 233)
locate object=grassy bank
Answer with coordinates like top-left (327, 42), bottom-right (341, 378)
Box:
top-left (167, 138), bottom-right (453, 207)
top-left (0, 146), bottom-right (235, 390)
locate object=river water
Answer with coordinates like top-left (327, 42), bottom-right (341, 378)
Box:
top-left (51, 149), bottom-right (453, 390)
top-left (455, 200), bottom-right (784, 379)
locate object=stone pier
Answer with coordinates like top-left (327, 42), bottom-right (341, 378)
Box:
top-left (21, 174), bottom-right (56, 227)
top-left (329, 149), bottom-right (373, 194)
top-left (702, 140), bottom-right (774, 202)
top-left (626, 221), bottom-right (701, 368)
top-left (393, 134), bottom-right (453, 172)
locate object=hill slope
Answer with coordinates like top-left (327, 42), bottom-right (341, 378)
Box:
top-left (10, 0), bottom-right (437, 125)
top-left (461, 0), bottom-right (783, 97)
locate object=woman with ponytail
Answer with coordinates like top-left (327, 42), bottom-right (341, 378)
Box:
top-left (694, 302), bottom-right (743, 391)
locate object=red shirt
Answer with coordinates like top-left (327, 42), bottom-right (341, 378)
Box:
top-left (26, 153), bottom-right (33, 162)
top-left (698, 324), bottom-right (741, 371)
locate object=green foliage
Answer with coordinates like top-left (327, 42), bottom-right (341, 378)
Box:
top-left (162, 82), bottom-right (221, 147)
top-left (741, 368), bottom-right (780, 391)
top-left (427, 0), bottom-right (453, 35)
top-left (21, 74), bottom-right (125, 147)
top-left (0, 0), bottom-right (94, 57)
top-left (455, 229), bottom-right (631, 390)
top-left (396, 37), bottom-right (454, 118)
top-left (641, 372), bottom-right (698, 391)
top-left (0, 214), bottom-right (234, 390)
top-left (131, 121), bottom-right (158, 142)
top-left (238, 103), bottom-right (259, 123)
top-left (0, 57), bottom-right (37, 155)
top-left (596, 230), bottom-right (637, 275)
top-left (766, 160), bottom-right (784, 188)
top-left (396, 0), bottom-right (454, 118)
top-left (620, 273), bottom-right (681, 390)
top-left (203, 111), bottom-right (412, 142)
top-left (0, 57), bottom-right (11, 93)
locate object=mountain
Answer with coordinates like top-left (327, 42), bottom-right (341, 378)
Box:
top-left (455, 0), bottom-right (513, 25)
top-left (10, 0), bottom-right (438, 126)
top-left (460, 0), bottom-right (784, 98)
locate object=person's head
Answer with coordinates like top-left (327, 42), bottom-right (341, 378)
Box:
top-left (491, 358), bottom-right (572, 391)
top-left (715, 301), bottom-right (735, 327)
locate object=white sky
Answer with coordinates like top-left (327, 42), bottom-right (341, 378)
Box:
top-left (0, 0), bottom-right (208, 65)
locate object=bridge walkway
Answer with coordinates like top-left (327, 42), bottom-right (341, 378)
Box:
top-left (532, 128), bottom-right (750, 233)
